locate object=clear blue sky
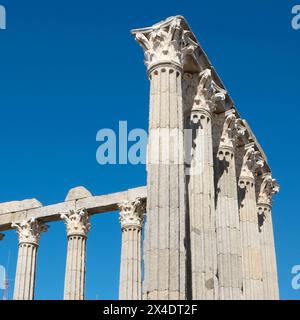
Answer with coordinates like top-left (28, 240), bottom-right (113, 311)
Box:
top-left (0, 0), bottom-right (299, 300)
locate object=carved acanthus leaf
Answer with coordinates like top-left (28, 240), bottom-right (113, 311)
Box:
top-left (218, 111), bottom-right (246, 150)
top-left (60, 208), bottom-right (91, 237)
top-left (119, 198), bottom-right (146, 230)
top-left (133, 17), bottom-right (198, 70)
top-left (240, 146), bottom-right (264, 181)
top-left (191, 69), bottom-right (226, 121)
top-left (258, 173), bottom-right (280, 206)
top-left (12, 218), bottom-right (48, 245)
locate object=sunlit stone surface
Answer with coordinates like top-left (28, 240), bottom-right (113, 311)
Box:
top-left (0, 16), bottom-right (279, 301)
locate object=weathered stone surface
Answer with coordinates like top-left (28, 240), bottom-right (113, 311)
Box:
top-left (215, 111), bottom-right (244, 300)
top-left (238, 146), bottom-right (264, 300)
top-left (12, 218), bottom-right (48, 300)
top-left (12, 218), bottom-right (48, 245)
top-left (61, 208), bottom-right (90, 300)
top-left (0, 16), bottom-right (280, 302)
top-left (132, 16), bottom-right (194, 300)
top-left (0, 199), bottom-right (42, 215)
top-left (65, 186), bottom-right (92, 201)
top-left (132, 17), bottom-right (279, 301)
top-left (257, 173), bottom-right (280, 300)
top-left (186, 69), bottom-right (222, 300)
top-left (0, 187), bottom-right (146, 231)
top-left (118, 199), bottom-right (145, 300)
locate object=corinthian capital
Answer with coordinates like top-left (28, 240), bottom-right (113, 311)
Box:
top-left (257, 173), bottom-right (280, 206)
top-left (132, 16), bottom-right (198, 71)
top-left (191, 69), bottom-right (226, 121)
top-left (12, 218), bottom-right (48, 245)
top-left (60, 208), bottom-right (91, 237)
top-left (118, 198), bottom-right (146, 230)
top-left (239, 145), bottom-right (264, 181)
top-left (218, 110), bottom-right (246, 156)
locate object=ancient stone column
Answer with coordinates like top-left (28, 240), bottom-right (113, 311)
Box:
top-left (118, 198), bottom-right (145, 300)
top-left (61, 208), bottom-right (90, 300)
top-left (238, 145), bottom-right (264, 300)
top-left (257, 173), bottom-right (280, 300)
top-left (187, 69), bottom-right (226, 300)
top-left (215, 110), bottom-right (244, 300)
top-left (132, 17), bottom-right (198, 299)
top-left (12, 218), bottom-right (48, 300)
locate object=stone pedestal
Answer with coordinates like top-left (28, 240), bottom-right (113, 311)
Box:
top-left (118, 198), bottom-right (145, 300)
top-left (187, 69), bottom-right (225, 300)
top-left (132, 16), bottom-right (198, 300)
top-left (61, 208), bottom-right (90, 300)
top-left (238, 146), bottom-right (264, 300)
top-left (215, 111), bottom-right (244, 300)
top-left (12, 218), bottom-right (48, 300)
top-left (257, 173), bottom-right (280, 300)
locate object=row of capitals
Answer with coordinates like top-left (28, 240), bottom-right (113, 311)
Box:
top-left (0, 180), bottom-right (278, 242)
top-left (132, 17), bottom-right (274, 178)
top-left (2, 199), bottom-right (146, 244)
top-left (132, 16), bottom-right (234, 123)
top-left (219, 113), bottom-right (279, 204)
top-left (216, 111), bottom-right (279, 205)
top-left (238, 148), bottom-right (280, 206)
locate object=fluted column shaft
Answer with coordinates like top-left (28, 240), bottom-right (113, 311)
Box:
top-left (143, 63), bottom-right (186, 300)
top-left (64, 234), bottom-right (87, 300)
top-left (239, 178), bottom-right (263, 299)
top-left (132, 17), bottom-right (200, 300)
top-left (258, 204), bottom-right (279, 299)
top-left (61, 208), bottom-right (90, 300)
top-left (257, 173), bottom-right (280, 299)
top-left (187, 69), bottom-right (226, 300)
top-left (12, 218), bottom-right (47, 300)
top-left (189, 111), bottom-right (218, 299)
top-left (215, 112), bottom-right (243, 300)
top-left (239, 146), bottom-right (264, 300)
top-left (14, 243), bottom-right (38, 300)
top-left (119, 199), bottom-right (145, 300)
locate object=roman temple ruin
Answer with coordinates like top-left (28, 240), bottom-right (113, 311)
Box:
top-left (0, 16), bottom-right (280, 300)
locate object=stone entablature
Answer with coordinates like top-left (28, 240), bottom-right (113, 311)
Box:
top-left (0, 199), bottom-right (42, 215)
top-left (0, 186), bottom-right (147, 232)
